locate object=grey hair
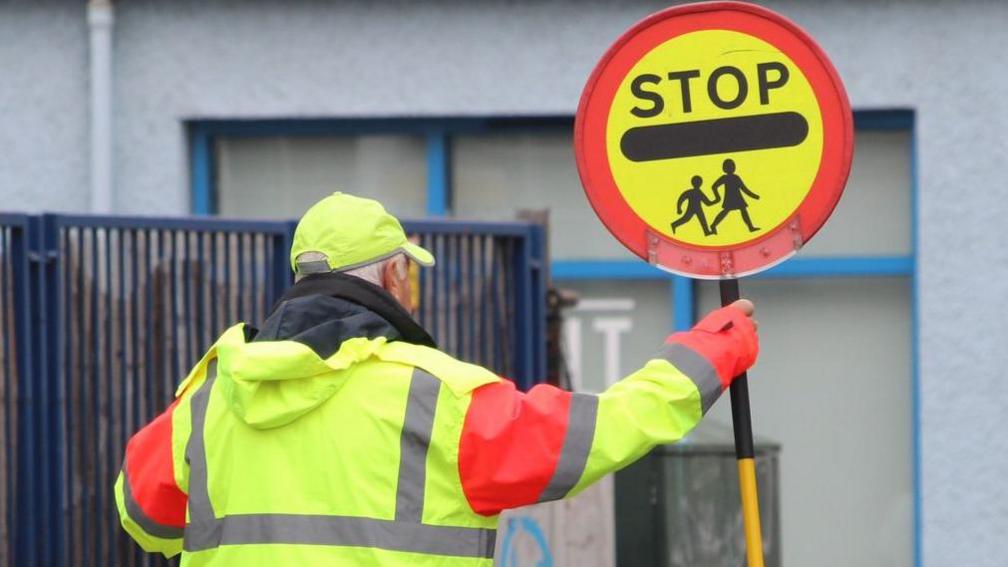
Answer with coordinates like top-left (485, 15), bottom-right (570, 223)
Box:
top-left (295, 251), bottom-right (406, 285)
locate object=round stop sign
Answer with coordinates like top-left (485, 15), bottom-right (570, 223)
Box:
top-left (575, 1), bottom-right (853, 278)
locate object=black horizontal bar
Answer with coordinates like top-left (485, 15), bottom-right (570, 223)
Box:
top-left (620, 111), bottom-right (809, 162)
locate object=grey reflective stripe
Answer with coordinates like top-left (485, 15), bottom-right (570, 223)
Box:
top-left (120, 461), bottom-right (184, 539)
top-left (395, 369), bottom-right (441, 522)
top-left (538, 393), bottom-right (599, 502)
top-left (658, 343), bottom-right (722, 414)
top-left (185, 360), bottom-right (218, 525)
top-left (295, 258), bottom-right (331, 274)
top-left (184, 514), bottom-right (496, 558)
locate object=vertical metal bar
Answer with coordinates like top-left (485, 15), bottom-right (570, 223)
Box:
top-left (37, 216), bottom-right (59, 564)
top-left (90, 226), bottom-right (101, 567)
top-left (59, 225), bottom-right (71, 561)
top-left (433, 235), bottom-right (444, 345)
top-left (183, 231), bottom-right (194, 368)
top-left (464, 234), bottom-right (475, 363)
top-left (448, 233), bottom-right (458, 356)
top-left (515, 234), bottom-right (533, 389)
top-left (142, 229), bottom-right (155, 461)
top-left (478, 236), bottom-right (488, 367)
top-left (263, 232), bottom-right (275, 316)
top-left (128, 229), bottom-right (140, 455)
top-left (490, 239), bottom-right (503, 375)
top-left (246, 233), bottom-right (258, 322)
top-left (32, 218), bottom-right (48, 565)
top-left (208, 231), bottom-right (217, 344)
top-left (237, 233), bottom-right (247, 322)
top-left (224, 232), bottom-right (233, 323)
top-left (75, 226), bottom-right (87, 565)
top-left (195, 231), bottom-right (206, 360)
top-left (168, 230), bottom-right (179, 391)
top-left (155, 229), bottom-right (167, 403)
top-left (101, 225), bottom-right (113, 565)
top-left (115, 228), bottom-right (127, 561)
top-left (15, 217), bottom-right (37, 565)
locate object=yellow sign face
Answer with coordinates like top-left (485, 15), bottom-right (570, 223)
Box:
top-left (605, 30), bottom-right (824, 247)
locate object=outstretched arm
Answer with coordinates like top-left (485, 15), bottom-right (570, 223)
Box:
top-left (741, 181), bottom-right (760, 200)
top-left (458, 301), bottom-right (759, 515)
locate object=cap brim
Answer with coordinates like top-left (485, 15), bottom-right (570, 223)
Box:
top-left (401, 242), bottom-right (436, 267)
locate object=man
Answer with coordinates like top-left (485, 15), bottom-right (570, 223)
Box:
top-left (114, 192), bottom-right (759, 566)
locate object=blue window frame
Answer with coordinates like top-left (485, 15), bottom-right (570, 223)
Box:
top-left (188, 108), bottom-right (919, 567)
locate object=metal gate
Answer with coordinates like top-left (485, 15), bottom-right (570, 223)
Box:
top-left (0, 213), bottom-right (546, 566)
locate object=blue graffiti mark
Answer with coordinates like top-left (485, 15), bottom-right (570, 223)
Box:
top-left (499, 515), bottom-right (553, 567)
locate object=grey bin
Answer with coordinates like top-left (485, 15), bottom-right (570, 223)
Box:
top-left (614, 421), bottom-right (781, 566)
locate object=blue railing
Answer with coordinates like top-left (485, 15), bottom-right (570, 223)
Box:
top-left (0, 213), bottom-right (546, 566)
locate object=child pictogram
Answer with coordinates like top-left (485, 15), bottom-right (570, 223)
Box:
top-left (670, 158), bottom-right (762, 237)
top-left (671, 175), bottom-right (717, 236)
top-left (710, 158), bottom-right (761, 234)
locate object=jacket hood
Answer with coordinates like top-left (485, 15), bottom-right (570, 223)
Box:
top-left (214, 273), bottom-right (435, 429)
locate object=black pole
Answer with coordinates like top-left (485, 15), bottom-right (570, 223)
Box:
top-left (719, 278), bottom-right (755, 459)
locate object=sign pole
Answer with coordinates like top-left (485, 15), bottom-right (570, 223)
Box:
top-left (720, 278), bottom-right (764, 567)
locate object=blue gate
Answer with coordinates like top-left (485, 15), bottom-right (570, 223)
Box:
top-left (0, 213), bottom-right (546, 566)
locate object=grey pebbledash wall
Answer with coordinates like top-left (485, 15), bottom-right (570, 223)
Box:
top-left (0, 1), bottom-right (1006, 565)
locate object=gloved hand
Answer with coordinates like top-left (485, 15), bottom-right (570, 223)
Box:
top-left (665, 299), bottom-right (759, 389)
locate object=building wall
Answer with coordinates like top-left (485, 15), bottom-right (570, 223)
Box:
top-left (0, 0), bottom-right (89, 212)
top-left (0, 1), bottom-right (1006, 565)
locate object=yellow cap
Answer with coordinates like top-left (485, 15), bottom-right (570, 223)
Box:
top-left (290, 192), bottom-right (435, 275)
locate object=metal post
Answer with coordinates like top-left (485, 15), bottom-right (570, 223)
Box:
top-left (11, 217), bottom-right (36, 566)
top-left (719, 278), bottom-right (764, 567)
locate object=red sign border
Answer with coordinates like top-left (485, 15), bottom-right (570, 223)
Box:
top-left (574, 1), bottom-right (854, 278)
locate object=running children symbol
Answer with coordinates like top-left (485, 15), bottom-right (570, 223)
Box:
top-left (670, 158), bottom-right (761, 237)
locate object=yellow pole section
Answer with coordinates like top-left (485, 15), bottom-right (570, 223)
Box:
top-left (737, 457), bottom-right (765, 567)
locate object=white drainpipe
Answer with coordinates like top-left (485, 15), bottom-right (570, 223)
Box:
top-left (87, 0), bottom-right (114, 213)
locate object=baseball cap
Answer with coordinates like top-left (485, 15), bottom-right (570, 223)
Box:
top-left (290, 192), bottom-right (435, 275)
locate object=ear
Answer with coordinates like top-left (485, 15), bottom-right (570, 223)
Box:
top-left (382, 257), bottom-right (401, 290)
top-left (382, 256), bottom-right (412, 310)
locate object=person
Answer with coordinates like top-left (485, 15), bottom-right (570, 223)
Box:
top-left (710, 158), bottom-right (761, 234)
top-left (114, 192), bottom-right (759, 566)
top-left (671, 174), bottom-right (717, 235)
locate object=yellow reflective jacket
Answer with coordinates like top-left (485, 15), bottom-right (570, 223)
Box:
top-left (114, 273), bottom-right (757, 566)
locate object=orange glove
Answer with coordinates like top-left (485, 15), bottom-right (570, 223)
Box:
top-left (665, 303), bottom-right (759, 389)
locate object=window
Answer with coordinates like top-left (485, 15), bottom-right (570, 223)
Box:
top-left (452, 129), bottom-right (634, 259)
top-left (214, 134), bottom-right (427, 219)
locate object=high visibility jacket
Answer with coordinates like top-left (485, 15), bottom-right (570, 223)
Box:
top-left (114, 273), bottom-right (757, 566)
